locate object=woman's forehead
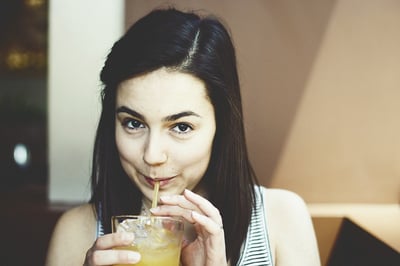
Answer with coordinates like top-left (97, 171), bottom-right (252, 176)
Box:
top-left (116, 68), bottom-right (213, 116)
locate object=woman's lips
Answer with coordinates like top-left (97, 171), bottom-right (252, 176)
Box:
top-left (144, 176), bottom-right (175, 188)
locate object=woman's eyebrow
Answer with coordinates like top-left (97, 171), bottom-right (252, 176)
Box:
top-left (116, 106), bottom-right (145, 121)
top-left (163, 111), bottom-right (200, 122)
top-left (116, 106), bottom-right (200, 122)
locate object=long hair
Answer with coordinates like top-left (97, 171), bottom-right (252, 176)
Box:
top-left (90, 8), bottom-right (258, 264)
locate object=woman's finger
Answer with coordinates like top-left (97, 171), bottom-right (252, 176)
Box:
top-left (89, 249), bottom-right (140, 265)
top-left (159, 194), bottom-right (200, 211)
top-left (183, 189), bottom-right (223, 226)
top-left (153, 190), bottom-right (224, 235)
top-left (191, 210), bottom-right (224, 235)
top-left (150, 204), bottom-right (196, 223)
top-left (94, 232), bottom-right (134, 250)
top-left (160, 190), bottom-right (222, 224)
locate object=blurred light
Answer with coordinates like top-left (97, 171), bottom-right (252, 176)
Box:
top-left (13, 143), bottom-right (31, 168)
top-left (6, 50), bottom-right (29, 70)
top-left (25, 0), bottom-right (45, 8)
top-left (5, 49), bottom-right (46, 70)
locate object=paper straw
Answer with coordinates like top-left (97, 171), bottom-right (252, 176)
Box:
top-left (151, 180), bottom-right (160, 209)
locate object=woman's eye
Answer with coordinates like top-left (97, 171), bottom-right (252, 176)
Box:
top-left (172, 123), bottom-right (193, 134)
top-left (123, 119), bottom-right (144, 130)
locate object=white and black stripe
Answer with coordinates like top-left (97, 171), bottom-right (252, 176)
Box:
top-left (96, 204), bottom-right (104, 238)
top-left (237, 186), bottom-right (273, 266)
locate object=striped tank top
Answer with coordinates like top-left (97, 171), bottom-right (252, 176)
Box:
top-left (237, 186), bottom-right (273, 265)
top-left (96, 186), bottom-right (273, 265)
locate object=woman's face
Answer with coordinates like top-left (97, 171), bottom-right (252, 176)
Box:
top-left (115, 68), bottom-right (216, 206)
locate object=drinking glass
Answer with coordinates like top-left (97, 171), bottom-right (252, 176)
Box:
top-left (112, 215), bottom-right (184, 266)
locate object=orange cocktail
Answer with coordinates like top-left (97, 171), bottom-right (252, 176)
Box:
top-left (112, 215), bottom-right (184, 266)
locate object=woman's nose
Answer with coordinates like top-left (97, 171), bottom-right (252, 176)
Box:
top-left (142, 132), bottom-right (167, 165)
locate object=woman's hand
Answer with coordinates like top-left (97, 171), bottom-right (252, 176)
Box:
top-left (83, 232), bottom-right (140, 265)
top-left (150, 189), bottom-right (227, 266)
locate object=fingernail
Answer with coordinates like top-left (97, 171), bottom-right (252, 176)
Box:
top-left (150, 207), bottom-right (159, 213)
top-left (127, 251), bottom-right (141, 262)
top-left (191, 210), bottom-right (200, 218)
top-left (160, 195), bottom-right (170, 202)
top-left (184, 189), bottom-right (196, 196)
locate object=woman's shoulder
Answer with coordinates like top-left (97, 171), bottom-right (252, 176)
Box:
top-left (46, 203), bottom-right (97, 265)
top-left (259, 186), bottom-right (321, 265)
top-left (53, 203), bottom-right (97, 241)
top-left (261, 186), bottom-right (308, 210)
top-left (260, 186), bottom-right (312, 226)
top-left (51, 203), bottom-right (96, 236)
top-left (57, 203), bottom-right (96, 224)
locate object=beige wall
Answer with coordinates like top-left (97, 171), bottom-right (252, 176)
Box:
top-left (125, 0), bottom-right (400, 204)
top-left (271, 0), bottom-right (400, 203)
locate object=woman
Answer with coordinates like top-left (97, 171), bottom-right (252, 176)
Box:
top-left (46, 8), bottom-right (320, 266)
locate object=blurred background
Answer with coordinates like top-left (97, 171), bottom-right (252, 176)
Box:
top-left (0, 0), bottom-right (399, 265)
top-left (0, 0), bottom-right (47, 192)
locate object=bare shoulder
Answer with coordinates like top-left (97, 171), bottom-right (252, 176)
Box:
top-left (263, 187), bottom-right (309, 215)
top-left (260, 187), bottom-right (321, 266)
top-left (55, 203), bottom-right (95, 225)
top-left (263, 187), bottom-right (304, 203)
top-left (46, 203), bottom-right (97, 266)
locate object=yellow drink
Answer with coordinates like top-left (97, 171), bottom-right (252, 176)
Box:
top-left (114, 243), bottom-right (181, 266)
top-left (112, 216), bottom-right (184, 266)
